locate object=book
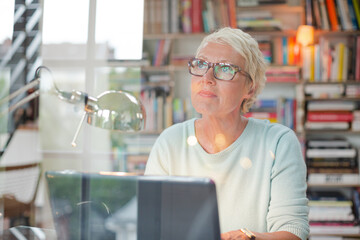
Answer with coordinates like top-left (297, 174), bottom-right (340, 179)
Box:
top-left (181, 0), bottom-right (192, 33)
top-left (348, 0), bottom-right (359, 30)
top-left (162, 0), bottom-right (170, 33)
top-left (353, 0), bottom-right (360, 28)
top-left (336, 0), bottom-right (353, 30)
top-left (326, 0), bottom-right (341, 31)
top-left (319, 0), bottom-right (331, 30)
top-left (307, 101), bottom-right (356, 111)
top-left (266, 66), bottom-right (300, 83)
top-left (306, 148), bottom-right (357, 158)
top-left (307, 139), bottom-right (351, 148)
top-left (244, 112), bottom-right (277, 123)
top-left (305, 121), bottom-right (350, 130)
top-left (228, 0), bottom-right (237, 28)
top-left (310, 223), bottom-right (360, 234)
top-left (306, 111), bottom-right (353, 122)
top-left (191, 0), bottom-right (203, 33)
top-left (356, 36), bottom-right (360, 81)
top-left (313, 0), bottom-right (323, 29)
top-left (308, 173), bottom-right (360, 184)
top-left (170, 0), bottom-right (180, 33)
top-left (304, 83), bottom-right (345, 98)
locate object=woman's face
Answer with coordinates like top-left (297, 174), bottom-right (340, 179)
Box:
top-left (191, 42), bottom-right (252, 118)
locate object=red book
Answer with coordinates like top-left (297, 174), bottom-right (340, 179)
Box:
top-left (191, 0), bottom-right (203, 33)
top-left (307, 111), bottom-right (354, 122)
top-left (326, 0), bottom-right (340, 31)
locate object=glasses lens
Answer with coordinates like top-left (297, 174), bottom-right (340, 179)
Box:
top-left (190, 59), bottom-right (208, 76)
top-left (214, 64), bottom-right (236, 80)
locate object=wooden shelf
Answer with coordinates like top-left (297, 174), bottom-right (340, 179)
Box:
top-left (304, 130), bottom-right (360, 135)
top-left (303, 81), bottom-right (360, 85)
top-left (310, 233), bottom-right (360, 237)
top-left (305, 96), bottom-right (360, 101)
top-left (237, 4), bottom-right (304, 13)
top-left (143, 30), bottom-right (298, 40)
top-left (315, 30), bottom-right (360, 37)
top-left (308, 183), bottom-right (360, 188)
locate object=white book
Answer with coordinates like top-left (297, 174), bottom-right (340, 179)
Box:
top-left (306, 148), bottom-right (357, 158)
top-left (307, 101), bottom-right (356, 111)
top-left (308, 173), bottom-right (360, 185)
top-left (310, 225), bottom-right (360, 234)
top-left (307, 139), bottom-right (350, 148)
top-left (304, 84), bottom-right (345, 97)
top-left (305, 121), bottom-right (349, 130)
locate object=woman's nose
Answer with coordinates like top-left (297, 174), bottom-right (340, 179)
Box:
top-left (202, 67), bottom-right (216, 85)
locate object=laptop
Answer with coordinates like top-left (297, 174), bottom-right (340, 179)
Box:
top-left (45, 171), bottom-right (221, 240)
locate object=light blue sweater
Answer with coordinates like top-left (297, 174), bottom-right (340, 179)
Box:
top-left (145, 118), bottom-right (309, 240)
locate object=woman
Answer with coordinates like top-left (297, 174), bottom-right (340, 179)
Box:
top-left (145, 27), bottom-right (309, 240)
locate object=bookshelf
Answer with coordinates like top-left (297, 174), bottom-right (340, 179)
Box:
top-left (115, 0), bottom-right (360, 237)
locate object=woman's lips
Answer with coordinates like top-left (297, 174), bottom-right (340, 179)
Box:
top-left (198, 90), bottom-right (216, 97)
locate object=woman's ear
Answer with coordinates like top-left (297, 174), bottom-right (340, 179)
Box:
top-left (245, 84), bottom-right (256, 99)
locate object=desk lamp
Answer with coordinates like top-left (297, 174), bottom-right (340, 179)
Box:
top-left (0, 66), bottom-right (146, 146)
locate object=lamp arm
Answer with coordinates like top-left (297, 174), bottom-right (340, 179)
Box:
top-left (7, 89), bottom-right (40, 113)
top-left (0, 78), bottom-right (40, 107)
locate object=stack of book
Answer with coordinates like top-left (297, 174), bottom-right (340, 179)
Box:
top-left (143, 0), bottom-right (238, 34)
top-left (306, 138), bottom-right (359, 185)
top-left (305, 100), bottom-right (357, 130)
top-left (236, 10), bottom-right (282, 31)
top-left (304, 84), bottom-right (345, 98)
top-left (306, 0), bottom-right (360, 31)
top-left (272, 36), bottom-right (301, 66)
top-left (266, 65), bottom-right (301, 83)
top-left (244, 98), bottom-right (296, 130)
top-left (245, 99), bottom-right (278, 123)
top-left (308, 190), bottom-right (360, 235)
top-left (303, 35), bottom-right (360, 82)
top-left (140, 86), bottom-right (172, 132)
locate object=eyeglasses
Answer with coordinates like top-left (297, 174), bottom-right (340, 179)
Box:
top-left (188, 58), bottom-right (252, 82)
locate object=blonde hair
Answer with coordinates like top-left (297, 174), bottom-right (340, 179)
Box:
top-left (195, 27), bottom-right (267, 113)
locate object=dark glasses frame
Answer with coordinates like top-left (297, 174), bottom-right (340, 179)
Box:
top-left (187, 57), bottom-right (253, 82)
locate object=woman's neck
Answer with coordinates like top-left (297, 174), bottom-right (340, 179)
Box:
top-left (195, 115), bottom-right (248, 154)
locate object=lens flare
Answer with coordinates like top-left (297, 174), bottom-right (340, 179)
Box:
top-left (269, 150), bottom-right (275, 160)
top-left (240, 157), bottom-right (252, 170)
top-left (187, 135), bottom-right (198, 146)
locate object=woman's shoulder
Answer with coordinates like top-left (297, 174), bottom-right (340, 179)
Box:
top-left (247, 118), bottom-right (294, 137)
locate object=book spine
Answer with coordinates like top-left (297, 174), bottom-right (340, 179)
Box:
top-left (191, 0), bottom-right (203, 33)
top-left (353, 0), bottom-right (360, 28)
top-left (326, 0), bottom-right (341, 30)
top-left (181, 0), bottom-right (192, 33)
top-left (228, 0), bottom-right (237, 28)
top-left (356, 36), bottom-right (360, 81)
top-left (307, 112), bottom-right (354, 122)
top-left (319, 0), bottom-right (331, 30)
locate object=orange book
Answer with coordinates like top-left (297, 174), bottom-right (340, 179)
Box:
top-left (287, 36), bottom-right (295, 65)
top-left (227, 0), bottom-right (237, 28)
top-left (326, 0), bottom-right (340, 31)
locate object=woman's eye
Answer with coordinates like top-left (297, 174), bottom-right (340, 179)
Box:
top-left (198, 62), bottom-right (207, 69)
top-left (221, 66), bottom-right (233, 73)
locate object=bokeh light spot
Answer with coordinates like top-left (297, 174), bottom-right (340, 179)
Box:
top-left (240, 157), bottom-right (252, 170)
top-left (187, 135), bottom-right (198, 146)
top-left (269, 150), bottom-right (275, 160)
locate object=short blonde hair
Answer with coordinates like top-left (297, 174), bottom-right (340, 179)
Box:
top-left (195, 27), bottom-right (267, 113)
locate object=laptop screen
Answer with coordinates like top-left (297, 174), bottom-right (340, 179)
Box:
top-left (45, 171), bottom-right (221, 240)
